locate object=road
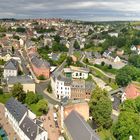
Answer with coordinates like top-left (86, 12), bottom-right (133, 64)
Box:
top-left (36, 82), bottom-right (61, 105)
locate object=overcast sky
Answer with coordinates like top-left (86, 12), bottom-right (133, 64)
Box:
top-left (0, 0), bottom-right (140, 21)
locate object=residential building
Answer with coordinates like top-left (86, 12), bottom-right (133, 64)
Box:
top-left (62, 99), bottom-right (89, 121)
top-left (64, 66), bottom-right (89, 79)
top-left (51, 75), bottom-right (71, 99)
top-left (30, 56), bottom-right (50, 79)
top-left (3, 59), bottom-right (19, 78)
top-left (71, 79), bottom-right (93, 100)
top-left (5, 98), bottom-right (48, 140)
top-left (64, 110), bottom-right (100, 140)
top-left (7, 75), bottom-right (35, 93)
top-left (122, 83), bottom-right (140, 102)
top-left (51, 75), bottom-right (94, 100)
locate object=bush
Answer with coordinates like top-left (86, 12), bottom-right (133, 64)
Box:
top-left (0, 88), bottom-right (3, 95)
top-left (38, 75), bottom-right (46, 80)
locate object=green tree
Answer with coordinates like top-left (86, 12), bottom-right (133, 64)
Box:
top-left (38, 75), bottom-right (46, 80)
top-left (89, 87), bottom-right (112, 129)
top-left (12, 46), bottom-right (15, 54)
top-left (25, 91), bottom-right (38, 105)
top-left (135, 96), bottom-right (140, 112)
top-left (115, 66), bottom-right (140, 86)
top-left (0, 88), bottom-right (3, 94)
top-left (73, 40), bottom-right (80, 50)
top-left (113, 111), bottom-right (140, 140)
top-left (37, 99), bottom-right (49, 114)
top-left (47, 82), bottom-right (52, 93)
top-left (11, 83), bottom-right (26, 103)
top-left (66, 56), bottom-right (73, 66)
top-left (129, 55), bottom-right (140, 68)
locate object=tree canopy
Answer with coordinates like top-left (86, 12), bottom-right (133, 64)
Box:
top-left (115, 65), bottom-right (140, 86)
top-left (89, 87), bottom-right (112, 129)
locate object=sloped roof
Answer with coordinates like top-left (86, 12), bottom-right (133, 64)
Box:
top-left (19, 116), bottom-right (44, 140)
top-left (31, 56), bottom-right (50, 69)
top-left (64, 110), bottom-right (100, 140)
top-left (125, 84), bottom-right (140, 99)
top-left (4, 58), bottom-right (18, 70)
top-left (5, 97), bottom-right (27, 122)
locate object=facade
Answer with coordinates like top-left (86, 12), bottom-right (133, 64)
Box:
top-left (64, 66), bottom-right (89, 79)
top-left (51, 75), bottom-right (94, 100)
top-left (5, 98), bottom-right (48, 140)
top-left (71, 79), bottom-right (93, 100)
top-left (3, 59), bottom-right (18, 78)
top-left (62, 99), bottom-right (89, 121)
top-left (7, 76), bottom-right (35, 93)
top-left (30, 56), bottom-right (50, 79)
top-left (51, 75), bottom-right (71, 99)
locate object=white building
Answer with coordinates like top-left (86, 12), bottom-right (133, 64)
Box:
top-left (5, 97), bottom-right (48, 140)
top-left (51, 75), bottom-right (71, 99)
top-left (3, 59), bottom-right (18, 78)
top-left (108, 32), bottom-right (119, 37)
top-left (64, 66), bottom-right (89, 79)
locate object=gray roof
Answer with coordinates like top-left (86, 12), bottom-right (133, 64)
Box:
top-left (7, 75), bottom-right (34, 85)
top-left (4, 59), bottom-right (18, 70)
top-left (5, 97), bottom-right (28, 122)
top-left (20, 116), bottom-right (44, 140)
top-left (64, 111), bottom-right (100, 140)
top-left (31, 56), bottom-right (50, 69)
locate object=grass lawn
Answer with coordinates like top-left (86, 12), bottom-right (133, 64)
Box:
top-left (29, 104), bottom-right (42, 116)
top-left (0, 93), bottom-right (12, 104)
top-left (94, 64), bottom-right (118, 75)
top-left (98, 129), bottom-right (116, 140)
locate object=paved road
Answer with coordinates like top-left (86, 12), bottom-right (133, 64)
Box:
top-left (36, 82), bottom-right (61, 105)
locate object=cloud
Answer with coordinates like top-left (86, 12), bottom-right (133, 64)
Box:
top-left (0, 0), bottom-right (140, 21)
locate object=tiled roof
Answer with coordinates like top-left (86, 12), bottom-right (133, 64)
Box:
top-left (125, 84), bottom-right (140, 99)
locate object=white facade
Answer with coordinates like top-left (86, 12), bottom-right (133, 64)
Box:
top-left (5, 105), bottom-right (48, 140)
top-left (51, 77), bottom-right (71, 99)
top-left (72, 71), bottom-right (88, 79)
top-left (3, 69), bottom-right (17, 78)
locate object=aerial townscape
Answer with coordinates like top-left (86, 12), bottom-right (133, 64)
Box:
top-left (1, 1), bottom-right (140, 140)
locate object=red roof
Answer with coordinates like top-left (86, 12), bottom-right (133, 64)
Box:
top-left (125, 84), bottom-right (140, 99)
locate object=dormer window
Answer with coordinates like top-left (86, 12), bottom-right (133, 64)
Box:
top-left (27, 127), bottom-right (30, 132)
top-left (23, 123), bottom-right (26, 128)
top-left (31, 131), bottom-right (35, 137)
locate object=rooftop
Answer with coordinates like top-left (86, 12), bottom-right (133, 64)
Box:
top-left (64, 110), bottom-right (100, 140)
top-left (5, 97), bottom-right (28, 122)
top-left (7, 75), bottom-right (34, 85)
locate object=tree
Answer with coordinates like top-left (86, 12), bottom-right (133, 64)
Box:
top-left (101, 61), bottom-right (105, 66)
top-left (115, 66), bottom-right (140, 87)
top-left (47, 82), bottom-right (52, 93)
top-left (11, 83), bottom-right (26, 103)
top-left (73, 40), bottom-right (80, 50)
top-left (113, 111), bottom-right (140, 140)
top-left (16, 27), bottom-right (26, 33)
top-left (135, 96), bottom-right (140, 112)
top-left (12, 46), bottom-right (15, 54)
top-left (129, 55), bottom-right (140, 68)
top-left (37, 99), bottom-right (49, 114)
top-left (0, 88), bottom-right (3, 95)
top-left (66, 56), bottom-right (73, 66)
top-left (38, 75), bottom-right (46, 80)
top-left (89, 87), bottom-right (112, 129)
top-left (53, 35), bottom-right (61, 43)
top-left (25, 91), bottom-right (38, 105)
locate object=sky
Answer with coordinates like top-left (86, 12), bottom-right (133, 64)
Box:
top-left (0, 0), bottom-right (140, 21)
